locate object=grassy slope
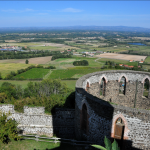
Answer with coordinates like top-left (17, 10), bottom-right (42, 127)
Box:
top-left (14, 68), bottom-right (50, 79)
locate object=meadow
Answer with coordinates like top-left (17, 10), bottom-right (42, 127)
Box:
top-left (14, 68), bottom-right (50, 79)
top-left (48, 68), bottom-right (101, 79)
top-left (145, 56), bottom-right (150, 64)
top-left (0, 63), bottom-right (31, 78)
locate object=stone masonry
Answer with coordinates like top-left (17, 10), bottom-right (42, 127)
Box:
top-left (0, 105), bottom-right (75, 138)
top-left (75, 70), bottom-right (150, 149)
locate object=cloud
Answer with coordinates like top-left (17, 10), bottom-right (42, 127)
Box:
top-left (1, 9), bottom-right (16, 12)
top-left (61, 8), bottom-right (83, 13)
top-left (1, 8), bottom-right (35, 13)
top-left (38, 13), bottom-right (48, 15)
top-left (25, 8), bottom-right (34, 12)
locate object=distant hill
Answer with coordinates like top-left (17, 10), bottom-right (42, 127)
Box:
top-left (0, 26), bottom-right (150, 32)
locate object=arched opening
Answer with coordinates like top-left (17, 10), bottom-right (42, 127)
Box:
top-left (86, 82), bottom-right (89, 91)
top-left (119, 76), bottom-right (126, 95)
top-left (143, 78), bottom-right (149, 98)
top-left (114, 117), bottom-right (125, 149)
top-left (81, 104), bottom-right (87, 133)
top-left (100, 77), bottom-right (106, 96)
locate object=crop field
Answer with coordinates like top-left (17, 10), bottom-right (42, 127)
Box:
top-left (142, 65), bottom-right (150, 70)
top-left (0, 63), bottom-right (31, 78)
top-left (0, 56), bottom-right (52, 65)
top-left (96, 53), bottom-right (147, 61)
top-left (48, 68), bottom-right (101, 79)
top-left (48, 57), bottom-right (104, 69)
top-left (14, 68), bottom-right (50, 79)
top-left (145, 56), bottom-right (150, 64)
top-left (98, 58), bottom-right (138, 66)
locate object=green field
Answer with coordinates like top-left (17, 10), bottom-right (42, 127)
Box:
top-left (14, 68), bottom-right (50, 79)
top-left (31, 46), bottom-right (59, 50)
top-left (61, 80), bottom-right (77, 90)
top-left (0, 63), bottom-right (32, 78)
top-left (145, 56), bottom-right (150, 64)
top-left (0, 140), bottom-right (78, 150)
top-left (49, 68), bottom-right (101, 79)
top-left (98, 58), bottom-right (138, 66)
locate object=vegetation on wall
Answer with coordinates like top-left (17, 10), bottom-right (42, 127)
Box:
top-left (0, 112), bottom-right (21, 143)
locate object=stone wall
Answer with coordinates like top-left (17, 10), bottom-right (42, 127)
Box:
top-left (75, 70), bottom-right (150, 149)
top-left (0, 105), bottom-right (75, 138)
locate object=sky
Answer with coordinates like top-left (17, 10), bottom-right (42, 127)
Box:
top-left (0, 1), bottom-right (150, 28)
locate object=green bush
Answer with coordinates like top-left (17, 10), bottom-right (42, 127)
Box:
top-left (73, 60), bottom-right (89, 66)
top-left (0, 112), bottom-right (21, 143)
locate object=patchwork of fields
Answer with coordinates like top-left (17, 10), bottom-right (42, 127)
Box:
top-left (96, 53), bottom-right (147, 61)
top-left (0, 56), bottom-right (52, 64)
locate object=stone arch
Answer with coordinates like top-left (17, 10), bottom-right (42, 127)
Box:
top-left (118, 74), bottom-right (128, 83)
top-left (85, 80), bottom-right (90, 90)
top-left (111, 114), bottom-right (129, 140)
top-left (81, 103), bottom-right (89, 134)
top-left (100, 77), bottom-right (106, 96)
top-left (119, 76), bottom-right (127, 95)
top-left (81, 101), bottom-right (90, 114)
top-left (99, 75), bottom-right (108, 84)
top-left (141, 76), bottom-right (150, 84)
top-left (142, 77), bottom-right (150, 98)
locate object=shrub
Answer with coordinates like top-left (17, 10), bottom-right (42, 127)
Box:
top-left (0, 112), bottom-right (21, 143)
top-left (25, 59), bottom-right (29, 64)
top-left (73, 60), bottom-right (89, 66)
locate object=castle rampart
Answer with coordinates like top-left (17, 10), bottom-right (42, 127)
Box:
top-left (75, 70), bottom-right (150, 149)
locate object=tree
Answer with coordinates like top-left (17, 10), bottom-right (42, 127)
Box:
top-left (0, 112), bottom-right (21, 143)
top-left (25, 59), bottom-right (29, 64)
top-left (0, 72), bottom-right (2, 80)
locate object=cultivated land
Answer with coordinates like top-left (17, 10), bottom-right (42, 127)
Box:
top-left (0, 63), bottom-right (31, 78)
top-left (14, 68), bottom-right (50, 79)
top-left (96, 53), bottom-right (147, 61)
top-left (0, 56), bottom-right (52, 64)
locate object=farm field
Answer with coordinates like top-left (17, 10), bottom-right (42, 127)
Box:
top-left (48, 68), bottom-right (101, 79)
top-left (48, 57), bottom-right (104, 69)
top-left (98, 58), bottom-right (138, 66)
top-left (0, 42), bottom-right (78, 51)
top-left (96, 53), bottom-right (147, 61)
top-left (14, 68), bottom-right (50, 79)
top-left (0, 63), bottom-right (31, 78)
top-left (145, 56), bottom-right (150, 64)
top-left (0, 56), bottom-right (52, 64)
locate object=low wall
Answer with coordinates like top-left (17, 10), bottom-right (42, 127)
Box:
top-left (0, 105), bottom-right (75, 138)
